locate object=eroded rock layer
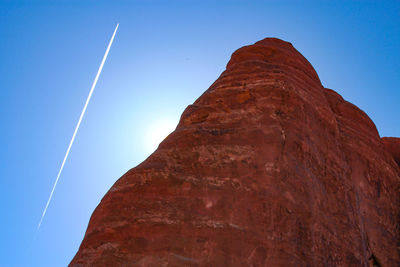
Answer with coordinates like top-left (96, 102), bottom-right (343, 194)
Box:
top-left (70, 38), bottom-right (399, 267)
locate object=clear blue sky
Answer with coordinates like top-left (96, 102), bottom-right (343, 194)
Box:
top-left (0, 1), bottom-right (399, 266)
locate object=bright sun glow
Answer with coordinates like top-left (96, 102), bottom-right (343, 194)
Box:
top-left (145, 118), bottom-right (178, 154)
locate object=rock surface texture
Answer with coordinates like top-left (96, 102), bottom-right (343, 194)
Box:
top-left (70, 38), bottom-right (400, 267)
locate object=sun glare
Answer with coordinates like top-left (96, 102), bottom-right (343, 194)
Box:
top-left (145, 118), bottom-right (178, 154)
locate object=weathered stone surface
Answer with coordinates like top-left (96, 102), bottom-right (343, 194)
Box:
top-left (70, 38), bottom-right (399, 266)
top-left (382, 137), bottom-right (400, 167)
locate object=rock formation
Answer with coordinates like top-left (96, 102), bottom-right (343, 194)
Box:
top-left (70, 38), bottom-right (399, 266)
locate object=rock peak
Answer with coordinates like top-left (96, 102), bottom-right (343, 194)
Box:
top-left (226, 37), bottom-right (321, 86)
top-left (255, 37), bottom-right (293, 45)
top-left (254, 37), bottom-right (295, 50)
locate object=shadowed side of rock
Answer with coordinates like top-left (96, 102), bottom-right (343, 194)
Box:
top-left (70, 38), bottom-right (400, 267)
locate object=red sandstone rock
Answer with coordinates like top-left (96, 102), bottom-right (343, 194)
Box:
top-left (70, 38), bottom-right (400, 266)
top-left (382, 137), bottom-right (400, 167)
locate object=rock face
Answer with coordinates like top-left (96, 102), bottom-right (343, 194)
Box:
top-left (70, 38), bottom-right (399, 266)
top-left (382, 137), bottom-right (400, 168)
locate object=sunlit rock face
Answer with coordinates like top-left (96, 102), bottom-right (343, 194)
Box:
top-left (70, 38), bottom-right (399, 267)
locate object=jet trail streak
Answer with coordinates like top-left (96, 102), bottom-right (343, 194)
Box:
top-left (37, 23), bottom-right (119, 231)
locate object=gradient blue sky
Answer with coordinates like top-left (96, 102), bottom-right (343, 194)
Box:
top-left (1, 1), bottom-right (399, 266)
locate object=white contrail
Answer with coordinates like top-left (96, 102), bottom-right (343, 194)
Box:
top-left (37, 23), bottom-right (119, 231)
